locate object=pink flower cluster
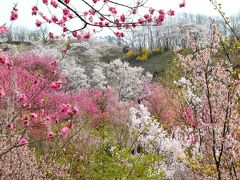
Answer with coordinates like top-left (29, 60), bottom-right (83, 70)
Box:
top-left (51, 0), bottom-right (58, 8)
top-left (167, 9), bottom-right (175, 16)
top-left (0, 25), bottom-right (8, 33)
top-left (51, 80), bottom-right (62, 89)
top-left (47, 132), bottom-right (55, 139)
top-left (182, 106), bottom-right (197, 128)
top-left (108, 7), bottom-right (117, 14)
top-left (0, 54), bottom-right (8, 64)
top-left (19, 138), bottom-right (28, 145)
top-left (0, 87), bottom-right (5, 97)
top-left (32, 6), bottom-right (38, 15)
top-left (115, 32), bottom-right (125, 38)
top-left (93, 0), bottom-right (100, 4)
top-left (155, 9), bottom-right (165, 24)
top-left (60, 104), bottom-right (78, 116)
top-left (43, 0), bottom-right (48, 4)
top-left (59, 127), bottom-right (69, 136)
top-left (64, 0), bottom-right (70, 4)
top-left (63, 8), bottom-right (70, 16)
top-left (0, 53), bottom-right (69, 134)
top-left (35, 20), bottom-right (42, 27)
top-left (84, 33), bottom-right (91, 39)
top-left (10, 7), bottom-right (18, 21)
top-left (120, 14), bottom-right (126, 22)
top-left (179, 1), bottom-right (186, 8)
top-left (0, 53), bottom-right (12, 67)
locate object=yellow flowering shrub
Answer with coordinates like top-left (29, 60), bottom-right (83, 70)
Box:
top-left (136, 48), bottom-right (152, 61)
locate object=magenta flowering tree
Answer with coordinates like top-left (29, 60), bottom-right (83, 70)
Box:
top-left (0, 51), bottom-right (80, 158)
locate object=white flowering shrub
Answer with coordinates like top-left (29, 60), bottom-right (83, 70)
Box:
top-left (129, 104), bottom-right (194, 179)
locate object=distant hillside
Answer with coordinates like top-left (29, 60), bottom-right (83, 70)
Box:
top-left (0, 41), bottom-right (175, 79)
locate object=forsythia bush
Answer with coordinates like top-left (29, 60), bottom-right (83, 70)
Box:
top-left (136, 48), bottom-right (153, 61)
top-left (126, 49), bottom-right (137, 58)
top-left (125, 47), bottom-right (157, 61)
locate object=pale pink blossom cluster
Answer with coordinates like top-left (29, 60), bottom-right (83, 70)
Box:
top-left (0, 136), bottom-right (46, 179)
top-left (141, 83), bottom-right (184, 126)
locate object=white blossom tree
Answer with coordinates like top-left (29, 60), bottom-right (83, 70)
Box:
top-left (92, 59), bottom-right (152, 100)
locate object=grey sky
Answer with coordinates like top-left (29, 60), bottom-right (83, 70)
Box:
top-left (0, 0), bottom-right (240, 32)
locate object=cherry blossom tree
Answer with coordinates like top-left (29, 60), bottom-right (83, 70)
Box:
top-left (176, 26), bottom-right (240, 179)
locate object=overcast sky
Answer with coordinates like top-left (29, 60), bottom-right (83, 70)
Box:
top-left (0, 0), bottom-right (240, 32)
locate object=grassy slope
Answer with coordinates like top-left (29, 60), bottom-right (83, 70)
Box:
top-left (126, 51), bottom-right (175, 77)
